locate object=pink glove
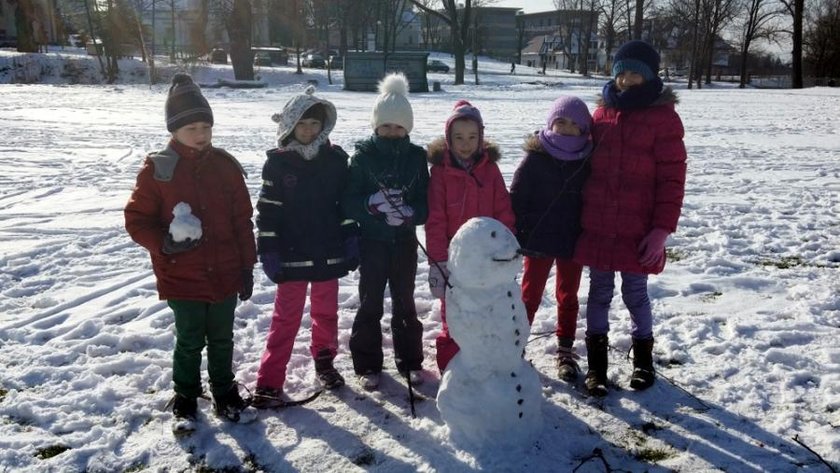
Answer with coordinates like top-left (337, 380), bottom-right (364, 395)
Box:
top-left (638, 228), bottom-right (670, 268)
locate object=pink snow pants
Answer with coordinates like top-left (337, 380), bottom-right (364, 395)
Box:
top-left (256, 279), bottom-right (339, 390)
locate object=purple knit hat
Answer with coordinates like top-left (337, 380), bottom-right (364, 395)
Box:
top-left (538, 95), bottom-right (593, 161)
top-left (545, 95), bottom-right (592, 134)
top-left (445, 99), bottom-right (485, 148)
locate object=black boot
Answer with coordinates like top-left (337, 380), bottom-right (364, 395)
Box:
top-left (630, 337), bottom-right (655, 390)
top-left (315, 349), bottom-right (345, 390)
top-left (584, 335), bottom-right (609, 397)
top-left (556, 337), bottom-right (580, 382)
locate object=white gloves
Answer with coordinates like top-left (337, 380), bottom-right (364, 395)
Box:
top-left (368, 188), bottom-right (403, 214)
top-left (428, 261), bottom-right (449, 299)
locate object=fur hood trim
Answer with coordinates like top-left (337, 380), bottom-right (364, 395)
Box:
top-left (427, 137), bottom-right (501, 165)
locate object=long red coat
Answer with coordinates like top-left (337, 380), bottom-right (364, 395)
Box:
top-left (125, 139), bottom-right (257, 302)
top-left (574, 88), bottom-right (687, 275)
top-left (425, 138), bottom-right (516, 263)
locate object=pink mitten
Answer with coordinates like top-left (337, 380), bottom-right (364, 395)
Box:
top-left (638, 228), bottom-right (669, 268)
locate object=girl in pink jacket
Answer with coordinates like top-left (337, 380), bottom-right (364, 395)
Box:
top-left (425, 100), bottom-right (516, 372)
top-left (574, 40), bottom-right (687, 397)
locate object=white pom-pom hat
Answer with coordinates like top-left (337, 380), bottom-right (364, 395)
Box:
top-left (271, 84), bottom-right (337, 147)
top-left (370, 73), bottom-right (413, 134)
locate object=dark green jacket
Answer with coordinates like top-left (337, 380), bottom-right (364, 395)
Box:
top-left (342, 135), bottom-right (429, 243)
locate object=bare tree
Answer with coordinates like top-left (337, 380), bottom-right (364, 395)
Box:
top-left (736, 0), bottom-right (782, 87)
top-left (599, 0), bottom-right (630, 73)
top-left (803, 0), bottom-right (840, 80)
top-left (407, 0), bottom-right (473, 85)
top-left (779, 0), bottom-right (804, 87)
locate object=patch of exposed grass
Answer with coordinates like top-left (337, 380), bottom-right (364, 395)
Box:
top-left (35, 445), bottom-right (70, 460)
top-left (666, 247), bottom-right (687, 262)
top-left (700, 291), bottom-right (723, 303)
top-left (635, 447), bottom-right (674, 462)
top-left (0, 388), bottom-right (7, 402)
top-left (754, 255), bottom-right (804, 269)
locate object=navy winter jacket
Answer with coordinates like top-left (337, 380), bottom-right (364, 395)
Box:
top-left (510, 134), bottom-right (590, 259)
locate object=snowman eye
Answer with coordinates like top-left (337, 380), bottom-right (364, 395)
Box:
top-left (491, 231), bottom-right (497, 238)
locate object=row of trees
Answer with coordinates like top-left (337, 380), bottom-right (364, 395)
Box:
top-left (8, 0), bottom-right (839, 85)
top-left (543, 0), bottom-right (836, 89)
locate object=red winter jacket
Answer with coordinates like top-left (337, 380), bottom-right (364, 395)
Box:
top-left (425, 138), bottom-right (516, 263)
top-left (574, 88), bottom-right (687, 275)
top-left (125, 139), bottom-right (257, 302)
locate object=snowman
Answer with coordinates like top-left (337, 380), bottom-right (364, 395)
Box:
top-left (436, 217), bottom-right (543, 449)
top-left (169, 202), bottom-right (202, 242)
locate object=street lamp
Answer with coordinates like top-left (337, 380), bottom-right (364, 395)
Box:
top-left (376, 20), bottom-right (382, 51)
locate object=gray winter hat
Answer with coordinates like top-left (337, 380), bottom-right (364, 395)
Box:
top-left (271, 85), bottom-right (337, 146)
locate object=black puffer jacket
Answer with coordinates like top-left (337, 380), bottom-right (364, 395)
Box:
top-left (510, 134), bottom-right (590, 259)
top-left (256, 144), bottom-right (355, 282)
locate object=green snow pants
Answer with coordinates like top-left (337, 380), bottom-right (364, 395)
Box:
top-left (168, 296), bottom-right (236, 399)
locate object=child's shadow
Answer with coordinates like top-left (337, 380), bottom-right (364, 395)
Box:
top-left (574, 371), bottom-right (821, 471)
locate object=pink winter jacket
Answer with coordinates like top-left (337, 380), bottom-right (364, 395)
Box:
top-left (574, 88), bottom-right (687, 275)
top-left (425, 138), bottom-right (516, 263)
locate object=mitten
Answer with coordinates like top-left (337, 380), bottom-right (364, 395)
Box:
top-left (161, 234), bottom-right (201, 255)
top-left (239, 269), bottom-right (254, 301)
top-left (260, 252), bottom-right (284, 284)
top-left (395, 203), bottom-right (414, 221)
top-left (638, 228), bottom-right (670, 268)
top-left (428, 261), bottom-right (449, 299)
top-left (384, 211), bottom-right (405, 226)
top-left (367, 188), bottom-right (403, 214)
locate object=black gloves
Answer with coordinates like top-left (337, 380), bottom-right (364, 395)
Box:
top-left (161, 234), bottom-right (201, 255)
top-left (239, 269), bottom-right (254, 301)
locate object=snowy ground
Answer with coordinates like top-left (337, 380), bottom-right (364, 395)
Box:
top-left (0, 49), bottom-right (839, 472)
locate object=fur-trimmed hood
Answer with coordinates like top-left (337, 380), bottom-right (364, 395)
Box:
top-left (596, 85), bottom-right (679, 108)
top-left (522, 133), bottom-right (543, 154)
top-left (426, 136), bottom-right (501, 166)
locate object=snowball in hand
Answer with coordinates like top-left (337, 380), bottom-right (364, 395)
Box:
top-left (169, 202), bottom-right (203, 242)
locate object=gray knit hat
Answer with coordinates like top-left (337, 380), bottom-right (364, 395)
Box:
top-left (271, 85), bottom-right (337, 146)
top-left (165, 73), bottom-right (213, 132)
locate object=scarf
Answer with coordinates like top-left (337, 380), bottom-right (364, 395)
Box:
top-left (538, 129), bottom-right (593, 161)
top-left (284, 134), bottom-right (328, 161)
top-left (602, 76), bottom-right (664, 111)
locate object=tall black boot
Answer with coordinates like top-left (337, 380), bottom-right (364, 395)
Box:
top-left (630, 337), bottom-right (655, 390)
top-left (584, 335), bottom-right (609, 397)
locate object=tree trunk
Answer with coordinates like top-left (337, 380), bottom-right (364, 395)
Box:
top-left (226, 0), bottom-right (254, 81)
top-left (13, 0), bottom-right (38, 52)
top-left (633, 0), bottom-right (644, 39)
top-left (791, 0), bottom-right (803, 88)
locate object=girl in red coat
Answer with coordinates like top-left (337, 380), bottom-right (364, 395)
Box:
top-left (125, 73), bottom-right (257, 432)
top-left (425, 100), bottom-right (516, 372)
top-left (574, 40), bottom-right (687, 396)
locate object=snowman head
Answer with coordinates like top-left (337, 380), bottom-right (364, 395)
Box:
top-left (448, 217), bottom-right (521, 290)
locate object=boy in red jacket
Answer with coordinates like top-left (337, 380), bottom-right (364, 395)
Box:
top-left (425, 100), bottom-right (515, 372)
top-left (574, 40), bottom-right (687, 396)
top-left (125, 73), bottom-right (257, 433)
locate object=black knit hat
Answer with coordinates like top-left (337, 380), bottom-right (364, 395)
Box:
top-left (300, 103), bottom-right (326, 124)
top-left (612, 40), bottom-right (660, 81)
top-left (165, 73), bottom-right (214, 132)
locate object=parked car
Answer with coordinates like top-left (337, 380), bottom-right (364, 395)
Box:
top-left (210, 48), bottom-right (227, 64)
top-left (302, 53), bottom-right (326, 68)
top-left (252, 46), bottom-right (288, 66)
top-left (254, 51), bottom-right (272, 66)
top-left (427, 59), bottom-right (450, 73)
